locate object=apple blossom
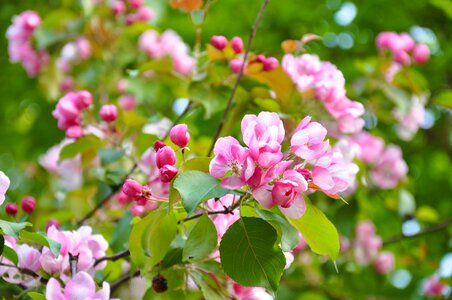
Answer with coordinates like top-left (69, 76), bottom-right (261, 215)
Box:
top-left (21, 196), bottom-right (36, 214)
top-left (211, 35), bottom-right (228, 50)
top-left (156, 146), bottom-right (177, 168)
top-left (371, 145), bottom-right (408, 189)
top-left (169, 123), bottom-right (190, 148)
top-left (231, 36), bottom-right (244, 53)
top-left (374, 252), bottom-right (395, 274)
top-left (423, 275), bottom-right (448, 298)
top-left (159, 165), bottom-right (178, 182)
top-left (290, 116), bottom-right (329, 160)
top-left (99, 104), bottom-right (118, 122)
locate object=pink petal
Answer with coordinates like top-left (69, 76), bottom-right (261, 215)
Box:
top-left (312, 167), bottom-right (335, 190)
top-left (65, 271), bottom-right (96, 300)
top-left (279, 194), bottom-right (306, 218)
top-left (46, 278), bottom-right (66, 300)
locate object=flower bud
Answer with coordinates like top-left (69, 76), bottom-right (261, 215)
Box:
top-left (169, 124), bottom-right (190, 148)
top-left (160, 165), bottom-right (178, 182)
top-left (5, 203), bottom-right (18, 216)
top-left (122, 179), bottom-right (143, 199)
top-left (99, 104), bottom-right (118, 122)
top-left (295, 168), bottom-right (311, 181)
top-left (255, 54), bottom-right (266, 63)
top-left (117, 191), bottom-right (131, 205)
top-left (119, 95), bottom-right (136, 111)
top-left (137, 7), bottom-right (154, 22)
top-left (154, 140), bottom-right (166, 151)
top-left (263, 56), bottom-right (279, 71)
top-left (211, 35), bottom-right (228, 50)
top-left (156, 146), bottom-right (177, 169)
top-left (374, 252), bottom-right (395, 274)
top-left (231, 36), bottom-right (244, 53)
top-left (74, 90), bottom-right (93, 109)
top-left (229, 58), bottom-right (243, 74)
top-left (412, 44), bottom-right (430, 64)
top-left (21, 196), bottom-right (36, 214)
top-left (66, 125), bottom-right (83, 139)
top-left (45, 219), bottom-right (61, 231)
top-left (271, 181), bottom-right (297, 208)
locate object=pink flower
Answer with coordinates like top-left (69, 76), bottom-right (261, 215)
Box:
top-left (211, 35), bottom-right (228, 50)
top-left (46, 271), bottom-right (111, 300)
top-left (354, 221), bottom-right (382, 265)
top-left (122, 179), bottom-right (143, 199)
top-left (230, 282), bottom-right (273, 300)
top-left (21, 196), bottom-right (36, 214)
top-left (231, 36), bottom-right (244, 53)
top-left (371, 145), bottom-right (408, 189)
top-left (0, 171), bottom-right (10, 205)
top-left (136, 6), bottom-right (154, 22)
top-left (229, 58), bottom-right (243, 73)
top-left (119, 95), bottom-right (136, 111)
top-left (46, 219), bottom-right (61, 231)
top-left (66, 126), bottom-right (83, 139)
top-left (290, 116), bottom-right (329, 160)
top-left (156, 146), bottom-right (177, 168)
top-left (374, 251), bottom-right (395, 274)
top-left (111, 1), bottom-right (126, 15)
top-left (413, 44), bottom-right (430, 64)
top-left (263, 56), bottom-right (279, 71)
top-left (159, 165), bottom-right (178, 182)
top-left (393, 96), bottom-right (425, 141)
top-left (209, 137), bottom-right (255, 189)
top-left (241, 112), bottom-right (285, 168)
top-left (169, 124), bottom-right (190, 148)
top-left (349, 132), bottom-right (385, 164)
top-left (99, 104), bottom-right (118, 122)
top-left (423, 275), bottom-right (448, 298)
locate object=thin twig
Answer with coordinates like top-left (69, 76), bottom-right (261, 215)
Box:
top-left (77, 163), bottom-right (138, 226)
top-left (178, 199), bottom-right (242, 224)
top-left (162, 101), bottom-right (193, 141)
top-left (94, 249), bottom-right (130, 267)
top-left (207, 0), bottom-right (270, 156)
top-left (110, 270), bottom-right (141, 293)
top-left (383, 217), bottom-right (452, 245)
top-left (0, 262), bottom-right (48, 284)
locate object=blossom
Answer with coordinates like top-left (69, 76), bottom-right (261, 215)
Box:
top-left (290, 116), bottom-right (329, 160)
top-left (349, 132), bottom-right (385, 164)
top-left (230, 282), bottom-right (273, 300)
top-left (374, 251), bottom-right (395, 274)
top-left (0, 171), bottom-right (10, 205)
top-left (413, 44), bottom-right (430, 64)
top-left (393, 95), bottom-right (426, 141)
top-left (354, 221), bottom-right (383, 265)
top-left (21, 196), bottom-right (36, 214)
top-left (210, 137), bottom-right (255, 189)
top-left (169, 124), bottom-right (190, 148)
top-left (371, 145), bottom-right (408, 189)
top-left (5, 203), bottom-right (17, 215)
top-left (423, 275), bottom-right (448, 298)
top-left (46, 271), bottom-right (111, 300)
top-left (211, 35), bottom-right (228, 50)
top-left (231, 36), bottom-right (244, 53)
top-left (99, 104), bottom-right (118, 122)
top-left (155, 146), bottom-right (177, 168)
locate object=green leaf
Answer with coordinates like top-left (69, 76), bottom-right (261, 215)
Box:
top-left (19, 231), bottom-right (61, 258)
top-left (181, 157), bottom-right (212, 173)
top-left (139, 58), bottom-right (173, 74)
top-left (435, 90), bottom-right (452, 108)
top-left (189, 83), bottom-right (230, 118)
top-left (59, 135), bottom-right (106, 161)
top-left (0, 220), bottom-right (31, 238)
top-left (27, 292), bottom-right (46, 300)
top-left (2, 245), bottom-right (18, 265)
top-left (219, 217), bottom-right (285, 292)
top-left (183, 214), bottom-right (217, 262)
top-left (97, 148), bottom-right (125, 166)
top-left (111, 212), bottom-right (133, 252)
top-left (173, 170), bottom-right (229, 214)
top-left (129, 216), bottom-right (150, 267)
top-left (191, 9), bottom-right (205, 26)
top-left (256, 208), bottom-right (300, 252)
top-left (162, 247), bottom-right (183, 269)
top-left (93, 183), bottom-right (113, 205)
top-left (288, 201), bottom-right (339, 261)
top-left (190, 270), bottom-right (228, 300)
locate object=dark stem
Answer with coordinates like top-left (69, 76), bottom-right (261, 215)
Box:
top-left (162, 101), bottom-right (193, 141)
top-left (178, 199), bottom-right (242, 223)
top-left (77, 163), bottom-right (137, 226)
top-left (94, 249), bottom-right (130, 267)
top-left (110, 270), bottom-right (141, 293)
top-left (0, 262), bottom-right (48, 284)
top-left (206, 0), bottom-right (270, 156)
top-left (383, 217), bottom-right (452, 245)
top-left (69, 253), bottom-right (79, 278)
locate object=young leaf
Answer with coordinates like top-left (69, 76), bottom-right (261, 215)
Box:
top-left (0, 220), bottom-right (31, 238)
top-left (288, 201), bottom-right (339, 261)
top-left (219, 217), bottom-right (285, 292)
top-left (183, 214), bottom-right (217, 262)
top-left (97, 148), bottom-right (125, 166)
top-left (19, 231), bottom-right (61, 258)
top-left (2, 245), bottom-right (18, 265)
top-left (59, 135), bottom-right (106, 161)
top-left (173, 170), bottom-right (229, 214)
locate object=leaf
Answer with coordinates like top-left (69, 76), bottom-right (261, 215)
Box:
top-left (19, 231), bottom-right (61, 258)
top-left (93, 183), bottom-right (113, 205)
top-left (219, 217), bottom-right (285, 292)
top-left (111, 212), bottom-right (133, 252)
top-left (139, 58), bottom-right (173, 74)
top-left (0, 220), bottom-right (31, 238)
top-left (288, 201), bottom-right (339, 261)
top-left (189, 82), bottom-right (230, 118)
top-left (181, 157), bottom-right (212, 173)
top-left (2, 245), bottom-right (18, 265)
top-left (431, 0), bottom-right (452, 19)
top-left (97, 148), bottom-right (125, 166)
top-left (190, 270), bottom-right (229, 300)
top-left (162, 247), bottom-right (183, 269)
top-left (173, 170), bottom-right (229, 214)
top-left (27, 292), bottom-right (46, 300)
top-left (129, 216), bottom-right (150, 267)
top-left (256, 208), bottom-right (300, 252)
top-left (434, 90), bottom-right (452, 108)
top-left (183, 214), bottom-right (218, 261)
top-left (59, 135), bottom-right (106, 161)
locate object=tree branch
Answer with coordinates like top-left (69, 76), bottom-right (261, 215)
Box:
top-left (110, 270), bottom-right (140, 293)
top-left (207, 0), bottom-right (270, 156)
top-left (0, 262), bottom-right (48, 284)
top-left (68, 253), bottom-right (79, 279)
top-left (94, 249), bottom-right (130, 267)
top-left (383, 217), bottom-right (452, 245)
top-left (178, 199), bottom-right (242, 223)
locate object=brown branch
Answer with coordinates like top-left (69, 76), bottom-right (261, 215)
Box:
top-left (69, 253), bottom-right (79, 278)
top-left (383, 217), bottom-right (452, 245)
top-left (207, 0), bottom-right (270, 156)
top-left (94, 249), bottom-right (130, 267)
top-left (0, 262), bottom-right (48, 284)
top-left (77, 163), bottom-right (137, 226)
top-left (178, 200), bottom-right (242, 223)
top-left (110, 270), bottom-right (140, 293)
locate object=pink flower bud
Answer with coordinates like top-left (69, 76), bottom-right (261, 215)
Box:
top-left (57, 98), bottom-right (80, 120)
top-left (295, 168), bottom-right (311, 181)
top-left (154, 140), bottom-right (166, 152)
top-left (119, 95), bottom-right (136, 111)
top-left (211, 35), bottom-right (228, 50)
top-left (374, 251), bottom-right (395, 274)
top-left (45, 219), bottom-right (61, 231)
top-left (74, 90), bottom-right (93, 109)
top-left (255, 54), bottom-right (266, 63)
top-left (263, 56), bottom-right (279, 71)
top-left (137, 7), bottom-right (154, 22)
top-left (229, 58), bottom-right (243, 74)
top-left (131, 204), bottom-right (145, 216)
top-left (394, 51), bottom-right (411, 65)
top-left (129, 0), bottom-right (143, 9)
top-left (122, 179), bottom-right (143, 199)
top-left (117, 191), bottom-right (131, 205)
top-left (112, 1), bottom-right (126, 15)
top-left (66, 125), bottom-right (83, 139)
top-left (21, 196), bottom-right (36, 214)
top-left (412, 44), bottom-right (430, 64)
top-left (99, 104), bottom-right (118, 122)
top-left (169, 124), bottom-right (190, 148)
top-left (156, 146), bottom-right (177, 169)
top-left (231, 36), bottom-right (244, 53)
top-left (160, 165), bottom-right (178, 182)
top-left (5, 203), bottom-right (18, 216)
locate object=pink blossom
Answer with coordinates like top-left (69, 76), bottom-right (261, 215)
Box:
top-left (211, 35), bottom-right (228, 50)
top-left (46, 219), bottom-right (61, 231)
top-left (159, 165), bottom-right (178, 182)
top-left (423, 275), bottom-right (448, 297)
top-left (156, 146), bottom-right (177, 168)
top-left (263, 56), bottom-right (279, 71)
top-left (21, 196), bottom-right (36, 214)
top-left (413, 44), bottom-right (430, 64)
top-left (374, 251), bottom-right (395, 274)
top-left (169, 124), bottom-right (190, 148)
top-left (354, 221), bottom-right (382, 265)
top-left (99, 104), bottom-right (118, 122)
top-left (349, 132), bottom-right (385, 164)
top-left (5, 203), bottom-right (18, 215)
top-left (46, 271), bottom-right (111, 300)
top-left (393, 96), bottom-right (425, 141)
top-left (209, 137), bottom-right (255, 189)
top-left (111, 1), bottom-right (126, 15)
top-left (138, 148), bottom-right (170, 198)
top-left (119, 95), bottom-right (136, 111)
top-left (66, 125), bottom-right (83, 139)
top-left (290, 116), bottom-right (329, 160)
top-left (0, 171), bottom-right (10, 205)
top-left (231, 36), bottom-right (244, 53)
top-left (371, 145), bottom-right (408, 189)
top-left (206, 195), bottom-right (240, 240)
top-left (229, 58), bottom-right (243, 73)
top-left (136, 6), bottom-right (154, 22)
top-left (129, 0), bottom-right (143, 9)
top-left (122, 179), bottom-right (143, 199)
top-left (230, 282), bottom-right (273, 300)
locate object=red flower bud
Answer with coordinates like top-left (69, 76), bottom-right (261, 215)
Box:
top-left (160, 165), bottom-right (178, 182)
top-left (229, 58), bottom-right (243, 74)
top-left (211, 35), bottom-right (228, 50)
top-left (21, 196), bottom-right (36, 214)
top-left (74, 90), bottom-right (93, 110)
top-left (122, 179), bottom-right (143, 199)
top-left (66, 125), bottom-right (83, 139)
top-left (5, 203), bottom-right (18, 216)
top-left (99, 104), bottom-right (118, 122)
top-left (263, 56), bottom-right (279, 71)
top-left (156, 146), bottom-right (177, 169)
top-left (169, 124), bottom-right (190, 148)
top-left (46, 219), bottom-right (61, 231)
top-left (231, 36), bottom-right (244, 54)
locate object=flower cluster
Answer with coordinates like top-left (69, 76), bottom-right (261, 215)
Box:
top-left (138, 29), bottom-right (196, 75)
top-left (111, 0), bottom-right (154, 25)
top-left (376, 32), bottom-right (430, 65)
top-left (52, 91), bottom-right (93, 139)
top-left (210, 112), bottom-right (358, 218)
top-left (282, 54), bottom-right (365, 133)
top-left (6, 10), bottom-right (49, 77)
top-left (354, 221), bottom-right (395, 274)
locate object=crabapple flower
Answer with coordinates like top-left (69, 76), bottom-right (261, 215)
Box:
top-left (156, 146), bottom-right (177, 168)
top-left (21, 196), bottom-right (36, 214)
top-left (423, 275), bottom-right (448, 298)
top-left (169, 124), bottom-right (190, 148)
top-left (159, 165), bottom-right (178, 182)
top-left (374, 251), bottom-right (395, 274)
top-left (211, 35), bottom-right (228, 50)
top-left (371, 145), bottom-right (408, 189)
top-left (413, 44), bottom-right (430, 64)
top-left (290, 116), bottom-right (329, 160)
top-left (0, 170), bottom-right (10, 205)
top-left (136, 6), bottom-right (155, 22)
top-left (354, 221), bottom-right (383, 265)
top-left (46, 271), bottom-right (111, 300)
top-left (122, 179), bottom-right (143, 199)
top-left (46, 219), bottom-right (61, 231)
top-left (210, 137), bottom-right (255, 189)
top-left (5, 203), bottom-right (18, 216)
top-left (230, 282), bottom-right (273, 300)
top-left (229, 58), bottom-right (243, 73)
top-left (393, 95), bottom-right (426, 141)
top-left (262, 56), bottom-right (279, 71)
top-left (99, 104), bottom-right (118, 122)
top-left (231, 36), bottom-right (244, 53)
top-left (349, 132), bottom-right (385, 164)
